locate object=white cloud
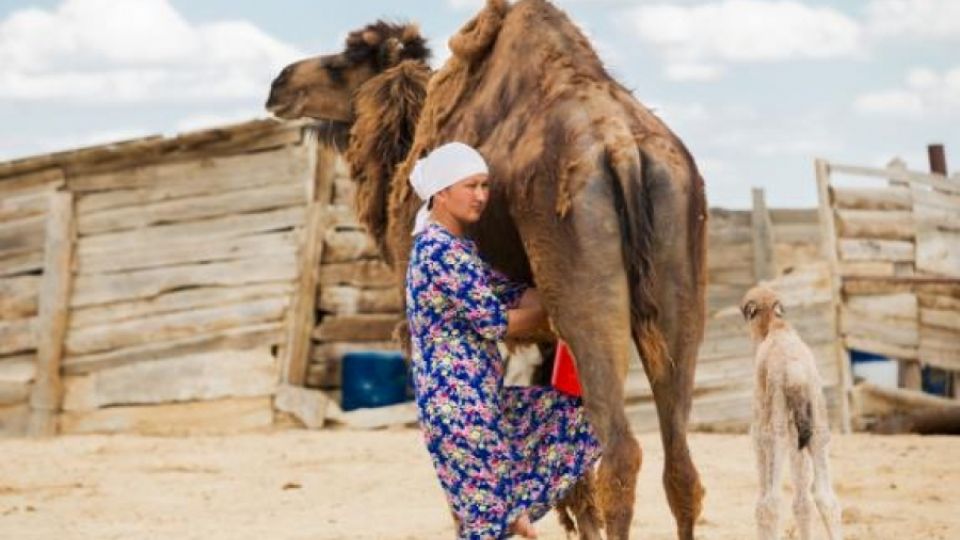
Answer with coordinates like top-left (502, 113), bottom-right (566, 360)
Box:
top-left (854, 66), bottom-right (960, 117)
top-left (866, 0), bottom-right (960, 41)
top-left (621, 0), bottom-right (863, 81)
top-left (0, 0), bottom-right (303, 103)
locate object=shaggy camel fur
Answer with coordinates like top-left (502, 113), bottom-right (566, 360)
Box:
top-left (267, 2), bottom-right (707, 538)
top-left (741, 286), bottom-right (844, 540)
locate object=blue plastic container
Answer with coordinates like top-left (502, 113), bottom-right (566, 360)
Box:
top-left (341, 351), bottom-right (410, 411)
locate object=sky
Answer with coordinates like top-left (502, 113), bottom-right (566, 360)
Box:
top-left (0, 0), bottom-right (957, 208)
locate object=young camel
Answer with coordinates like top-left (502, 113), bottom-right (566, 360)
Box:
top-left (741, 286), bottom-right (843, 540)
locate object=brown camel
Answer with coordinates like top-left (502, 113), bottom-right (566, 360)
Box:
top-left (266, 1), bottom-right (707, 539)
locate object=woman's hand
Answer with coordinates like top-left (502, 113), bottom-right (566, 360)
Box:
top-left (505, 288), bottom-right (551, 339)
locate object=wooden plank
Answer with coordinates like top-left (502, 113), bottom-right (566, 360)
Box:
top-left (318, 286), bottom-right (403, 315)
top-left (0, 354), bottom-right (36, 407)
top-left (829, 163), bottom-right (960, 194)
top-left (321, 228), bottom-right (379, 264)
top-left (0, 275), bottom-right (40, 319)
top-left (770, 222), bottom-right (820, 244)
top-left (78, 205), bottom-right (304, 254)
top-left (0, 404), bottom-right (29, 437)
top-left (846, 293), bottom-right (917, 321)
top-left (73, 144), bottom-right (312, 213)
top-left (62, 348), bottom-right (277, 411)
top-left (58, 396), bottom-right (274, 436)
top-left (841, 308), bottom-right (918, 347)
top-left (70, 253), bottom-right (297, 307)
top-left (918, 293), bottom-right (960, 311)
top-left (28, 192), bottom-right (75, 436)
top-left (816, 158), bottom-right (851, 432)
top-left (706, 242), bottom-right (753, 269)
top-left (313, 314), bottom-right (402, 342)
top-left (769, 208), bottom-right (819, 224)
top-left (708, 267), bottom-right (755, 287)
top-left (751, 188), bottom-right (775, 281)
top-left (0, 317), bottom-right (35, 355)
top-left (280, 138), bottom-right (324, 386)
top-left (69, 281), bottom-right (294, 329)
top-left (831, 186), bottom-right (912, 211)
top-left (911, 186), bottom-right (960, 215)
top-left (66, 296), bottom-right (289, 356)
top-left (76, 231), bottom-right (297, 274)
top-left (0, 248), bottom-right (44, 277)
top-left (0, 191), bottom-right (49, 223)
top-left (0, 168), bottom-right (64, 197)
top-left (0, 214), bottom-right (46, 253)
top-left (838, 238), bottom-right (914, 262)
top-left (844, 336), bottom-right (917, 360)
top-left (914, 226), bottom-right (960, 278)
top-left (0, 382), bottom-right (30, 407)
top-left (77, 183), bottom-right (306, 236)
top-left (320, 260), bottom-right (396, 289)
top-left (274, 384), bottom-right (330, 429)
top-left (920, 308), bottom-right (960, 332)
top-left (836, 209), bottom-right (914, 240)
top-left (62, 322), bottom-right (283, 375)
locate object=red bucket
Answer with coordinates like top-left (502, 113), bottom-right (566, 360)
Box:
top-left (551, 340), bottom-right (582, 397)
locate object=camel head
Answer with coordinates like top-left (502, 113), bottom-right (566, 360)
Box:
top-left (741, 285), bottom-right (786, 342)
top-left (265, 21), bottom-right (430, 127)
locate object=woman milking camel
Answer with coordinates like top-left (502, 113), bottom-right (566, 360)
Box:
top-left (405, 142), bottom-right (601, 539)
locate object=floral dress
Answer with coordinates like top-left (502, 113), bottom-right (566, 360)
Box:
top-left (406, 222), bottom-right (601, 539)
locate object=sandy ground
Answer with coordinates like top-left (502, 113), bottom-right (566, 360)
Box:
top-left (0, 429), bottom-right (956, 540)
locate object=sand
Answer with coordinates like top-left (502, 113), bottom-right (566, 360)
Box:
top-left (0, 429), bottom-right (956, 539)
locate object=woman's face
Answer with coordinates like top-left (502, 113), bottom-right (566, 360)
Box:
top-left (435, 173), bottom-right (490, 225)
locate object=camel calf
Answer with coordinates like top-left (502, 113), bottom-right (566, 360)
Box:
top-left (741, 286), bottom-right (843, 540)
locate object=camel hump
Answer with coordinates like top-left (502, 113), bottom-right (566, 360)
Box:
top-left (449, 0), bottom-right (508, 61)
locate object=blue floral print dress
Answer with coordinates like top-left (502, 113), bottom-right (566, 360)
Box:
top-left (406, 222), bottom-right (601, 539)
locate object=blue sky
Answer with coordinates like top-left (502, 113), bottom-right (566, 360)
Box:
top-left (1, 0), bottom-right (957, 208)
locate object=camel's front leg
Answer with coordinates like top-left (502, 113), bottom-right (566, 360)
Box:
top-left (513, 180), bottom-right (641, 540)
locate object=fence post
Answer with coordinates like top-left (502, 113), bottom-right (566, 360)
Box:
top-left (751, 188), bottom-right (776, 282)
top-left (815, 159), bottom-right (852, 433)
top-left (28, 191), bottom-right (75, 437)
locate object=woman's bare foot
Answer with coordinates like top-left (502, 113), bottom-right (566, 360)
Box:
top-left (510, 512), bottom-right (538, 539)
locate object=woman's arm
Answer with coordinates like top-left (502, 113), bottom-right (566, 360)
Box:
top-left (504, 290), bottom-right (552, 338)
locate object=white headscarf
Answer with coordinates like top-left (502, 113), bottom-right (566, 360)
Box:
top-left (409, 141), bottom-right (489, 235)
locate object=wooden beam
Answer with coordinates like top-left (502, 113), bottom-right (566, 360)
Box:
top-left (751, 187), bottom-right (776, 281)
top-left (829, 162), bottom-right (960, 194)
top-left (28, 191), bottom-right (75, 437)
top-left (279, 139), bottom-right (326, 386)
top-left (815, 158), bottom-right (852, 432)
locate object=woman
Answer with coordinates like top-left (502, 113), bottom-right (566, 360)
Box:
top-left (405, 142), bottom-right (601, 539)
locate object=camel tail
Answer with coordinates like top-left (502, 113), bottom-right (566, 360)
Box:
top-left (605, 146), bottom-right (670, 382)
top-left (785, 362), bottom-right (813, 450)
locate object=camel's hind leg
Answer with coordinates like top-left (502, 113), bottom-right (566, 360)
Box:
top-left (789, 446), bottom-right (814, 540)
top-left (644, 156), bottom-right (707, 540)
top-left (810, 430), bottom-right (843, 539)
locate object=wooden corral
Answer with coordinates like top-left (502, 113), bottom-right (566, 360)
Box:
top-left (815, 157), bottom-right (960, 422)
top-left (1, 119), bottom-right (842, 436)
top-left (0, 119), bottom-right (326, 436)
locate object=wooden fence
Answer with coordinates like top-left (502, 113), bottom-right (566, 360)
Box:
top-left (0, 119), bottom-right (323, 436)
top-left (816, 158), bottom-right (960, 401)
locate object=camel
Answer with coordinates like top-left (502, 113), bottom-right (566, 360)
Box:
top-left (266, 1), bottom-right (707, 538)
top-left (741, 286), bottom-right (843, 540)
